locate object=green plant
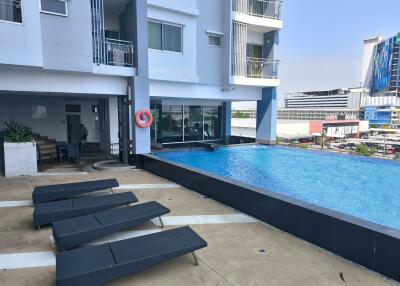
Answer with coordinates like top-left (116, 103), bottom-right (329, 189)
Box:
top-left (1, 120), bottom-right (33, 143)
top-left (232, 111), bottom-right (250, 119)
top-left (355, 144), bottom-right (376, 156)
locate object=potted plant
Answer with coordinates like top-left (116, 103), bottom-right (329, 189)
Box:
top-left (1, 120), bottom-right (37, 177)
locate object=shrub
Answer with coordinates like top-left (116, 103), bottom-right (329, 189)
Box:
top-left (1, 120), bottom-right (33, 143)
top-left (355, 144), bottom-right (376, 156)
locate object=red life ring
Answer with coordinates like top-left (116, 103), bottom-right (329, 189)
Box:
top-left (135, 110), bottom-right (153, 128)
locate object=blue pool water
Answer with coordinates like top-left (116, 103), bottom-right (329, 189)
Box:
top-left (157, 145), bottom-right (400, 230)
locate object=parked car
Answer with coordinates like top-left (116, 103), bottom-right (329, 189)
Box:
top-left (345, 143), bottom-right (356, 150)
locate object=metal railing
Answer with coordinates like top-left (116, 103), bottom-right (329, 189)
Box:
top-left (233, 0), bottom-right (282, 20)
top-left (105, 39), bottom-right (134, 67)
top-left (246, 57), bottom-right (279, 79)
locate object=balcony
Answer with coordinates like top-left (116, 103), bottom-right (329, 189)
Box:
top-left (231, 57), bottom-right (280, 86)
top-left (105, 39), bottom-right (134, 67)
top-left (246, 58), bottom-right (279, 79)
top-left (233, 0), bottom-right (282, 20)
top-left (232, 0), bottom-right (283, 32)
top-left (91, 0), bottom-right (135, 76)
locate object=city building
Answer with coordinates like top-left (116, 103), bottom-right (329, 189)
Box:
top-left (362, 106), bottom-right (400, 128)
top-left (231, 118), bottom-right (369, 139)
top-left (0, 0), bottom-right (283, 163)
top-left (361, 34), bottom-right (400, 128)
top-left (277, 88), bottom-right (363, 121)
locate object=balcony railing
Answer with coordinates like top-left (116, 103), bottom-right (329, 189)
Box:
top-left (105, 39), bottom-right (134, 67)
top-left (233, 0), bottom-right (282, 20)
top-left (246, 58), bottom-right (279, 79)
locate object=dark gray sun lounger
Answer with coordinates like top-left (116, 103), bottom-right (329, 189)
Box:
top-left (32, 179), bottom-right (119, 204)
top-left (52, 201), bottom-right (170, 251)
top-left (33, 192), bottom-right (137, 228)
top-left (56, 226), bottom-right (207, 286)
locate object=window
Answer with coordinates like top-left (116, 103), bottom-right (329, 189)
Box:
top-left (148, 20), bottom-right (183, 53)
top-left (162, 105), bottom-right (183, 143)
top-left (184, 106), bottom-right (203, 142)
top-left (208, 35), bottom-right (221, 47)
top-left (247, 44), bottom-right (263, 58)
top-left (40, 0), bottom-right (67, 16)
top-left (0, 0), bottom-right (22, 23)
top-left (203, 106), bottom-right (221, 140)
top-left (148, 21), bottom-right (162, 50)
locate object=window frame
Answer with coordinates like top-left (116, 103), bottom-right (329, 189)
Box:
top-left (0, 0), bottom-right (24, 25)
top-left (39, 0), bottom-right (68, 17)
top-left (208, 34), bottom-right (222, 48)
top-left (148, 19), bottom-right (183, 54)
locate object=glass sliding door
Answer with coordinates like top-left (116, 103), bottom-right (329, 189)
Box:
top-left (162, 105), bottom-right (183, 143)
top-left (203, 106), bottom-right (221, 140)
top-left (153, 104), bottom-right (222, 144)
top-left (184, 106), bottom-right (203, 142)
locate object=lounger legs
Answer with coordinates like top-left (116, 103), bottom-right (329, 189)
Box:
top-left (191, 252), bottom-right (199, 266)
top-left (158, 217), bottom-right (164, 228)
top-left (36, 225), bottom-right (41, 230)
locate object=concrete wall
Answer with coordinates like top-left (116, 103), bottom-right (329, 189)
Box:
top-left (150, 80), bottom-right (262, 101)
top-left (0, 0), bottom-right (43, 67)
top-left (0, 94), bottom-right (100, 143)
top-left (0, 67), bottom-right (128, 95)
top-left (40, 0), bottom-right (93, 72)
top-left (148, 2), bottom-right (198, 83)
top-left (197, 0), bottom-right (224, 85)
top-left (278, 121), bottom-right (310, 137)
top-left (359, 120), bottom-right (370, 133)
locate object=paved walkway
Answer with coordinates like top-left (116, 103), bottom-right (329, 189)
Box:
top-left (0, 170), bottom-right (395, 286)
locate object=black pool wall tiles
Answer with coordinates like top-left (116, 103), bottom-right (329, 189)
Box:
top-left (140, 154), bottom-right (400, 282)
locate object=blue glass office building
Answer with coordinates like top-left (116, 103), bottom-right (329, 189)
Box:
top-left (370, 35), bottom-right (400, 96)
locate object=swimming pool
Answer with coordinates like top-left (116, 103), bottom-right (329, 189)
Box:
top-left (157, 145), bottom-right (400, 230)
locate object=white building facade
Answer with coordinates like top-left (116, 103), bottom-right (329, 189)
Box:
top-left (148, 0), bottom-right (282, 146)
top-left (0, 0), bottom-right (283, 162)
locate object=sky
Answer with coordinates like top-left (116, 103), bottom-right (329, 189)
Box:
top-left (235, 0), bottom-right (400, 108)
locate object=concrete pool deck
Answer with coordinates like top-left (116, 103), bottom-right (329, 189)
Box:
top-left (0, 169), bottom-right (395, 286)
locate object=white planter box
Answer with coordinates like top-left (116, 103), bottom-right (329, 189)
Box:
top-left (3, 142), bottom-right (38, 177)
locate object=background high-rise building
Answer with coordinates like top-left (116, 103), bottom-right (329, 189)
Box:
top-left (361, 34), bottom-right (400, 128)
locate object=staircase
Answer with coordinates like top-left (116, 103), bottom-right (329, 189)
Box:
top-left (33, 133), bottom-right (57, 162)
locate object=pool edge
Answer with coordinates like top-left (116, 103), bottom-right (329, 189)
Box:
top-left (140, 153), bottom-right (400, 282)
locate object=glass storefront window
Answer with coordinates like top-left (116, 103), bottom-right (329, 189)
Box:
top-left (162, 105), bottom-right (183, 143)
top-left (184, 106), bottom-right (203, 142)
top-left (150, 104), bottom-right (162, 143)
top-left (151, 104), bottom-right (222, 144)
top-left (203, 106), bottom-right (221, 140)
